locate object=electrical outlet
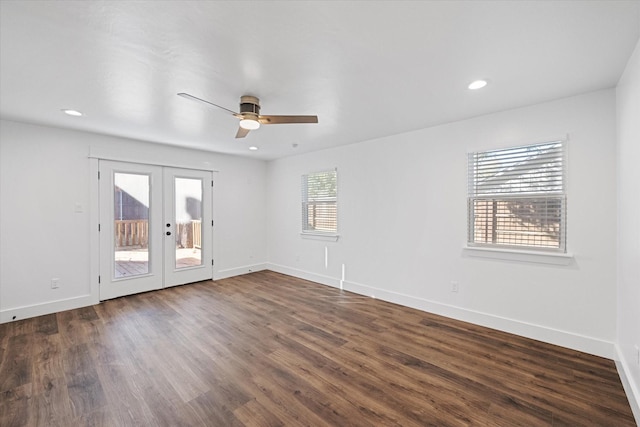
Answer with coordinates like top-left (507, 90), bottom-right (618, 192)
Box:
top-left (451, 281), bottom-right (459, 293)
top-left (51, 278), bottom-right (60, 289)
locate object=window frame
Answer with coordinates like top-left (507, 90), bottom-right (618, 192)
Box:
top-left (467, 139), bottom-right (568, 254)
top-left (301, 168), bottom-right (338, 239)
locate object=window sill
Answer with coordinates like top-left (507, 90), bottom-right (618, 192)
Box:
top-left (463, 246), bottom-right (573, 265)
top-left (301, 233), bottom-right (340, 242)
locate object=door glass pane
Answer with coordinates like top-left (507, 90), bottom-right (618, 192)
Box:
top-left (174, 177), bottom-right (203, 268)
top-left (114, 173), bottom-right (150, 278)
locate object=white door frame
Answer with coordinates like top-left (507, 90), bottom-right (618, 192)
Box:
top-left (89, 156), bottom-right (219, 305)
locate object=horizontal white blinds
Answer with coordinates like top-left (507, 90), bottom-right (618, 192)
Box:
top-left (467, 140), bottom-right (567, 252)
top-left (302, 169), bottom-right (337, 233)
top-left (469, 197), bottom-right (566, 249)
top-left (468, 141), bottom-right (565, 197)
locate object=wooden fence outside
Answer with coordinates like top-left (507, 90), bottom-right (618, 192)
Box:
top-left (115, 220), bottom-right (148, 248)
top-left (115, 219), bottom-right (202, 249)
top-left (192, 220), bottom-right (202, 248)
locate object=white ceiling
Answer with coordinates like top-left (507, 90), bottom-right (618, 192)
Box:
top-left (1, 1), bottom-right (639, 160)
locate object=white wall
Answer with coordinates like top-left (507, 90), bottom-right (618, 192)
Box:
top-left (267, 89), bottom-right (618, 358)
top-left (616, 37), bottom-right (640, 418)
top-left (0, 119), bottom-right (267, 321)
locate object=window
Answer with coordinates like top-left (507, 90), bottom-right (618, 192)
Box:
top-left (302, 169), bottom-right (338, 235)
top-left (468, 140), bottom-right (566, 252)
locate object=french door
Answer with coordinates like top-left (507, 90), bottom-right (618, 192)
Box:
top-left (99, 161), bottom-right (213, 300)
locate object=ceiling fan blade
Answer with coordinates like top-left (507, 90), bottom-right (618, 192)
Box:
top-left (235, 127), bottom-right (250, 138)
top-left (258, 115), bottom-right (319, 125)
top-left (177, 93), bottom-right (238, 115)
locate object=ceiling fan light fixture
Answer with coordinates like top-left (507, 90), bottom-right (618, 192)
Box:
top-left (239, 118), bottom-right (260, 130)
top-left (177, 93), bottom-right (318, 138)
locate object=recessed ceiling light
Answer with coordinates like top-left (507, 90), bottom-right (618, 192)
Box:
top-left (468, 80), bottom-right (488, 90)
top-left (248, 146), bottom-right (259, 151)
top-left (62, 109), bottom-right (83, 116)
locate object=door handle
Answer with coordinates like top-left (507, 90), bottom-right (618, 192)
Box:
top-left (166, 231), bottom-right (171, 236)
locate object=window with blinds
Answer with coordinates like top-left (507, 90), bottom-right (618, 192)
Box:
top-left (468, 140), bottom-right (566, 252)
top-left (302, 169), bottom-right (338, 234)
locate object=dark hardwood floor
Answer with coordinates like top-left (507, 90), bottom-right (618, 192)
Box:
top-left (0, 271), bottom-right (635, 426)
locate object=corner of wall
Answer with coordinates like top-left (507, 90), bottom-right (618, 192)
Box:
top-left (615, 344), bottom-right (640, 424)
top-left (216, 263), bottom-right (269, 280)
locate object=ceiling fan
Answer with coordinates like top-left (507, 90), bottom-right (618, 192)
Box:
top-left (177, 93), bottom-right (318, 138)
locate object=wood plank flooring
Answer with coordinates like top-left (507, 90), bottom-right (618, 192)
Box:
top-left (0, 271), bottom-right (635, 426)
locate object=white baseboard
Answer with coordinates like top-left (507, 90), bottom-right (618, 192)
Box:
top-left (260, 264), bottom-right (615, 359)
top-left (0, 262), bottom-right (271, 323)
top-left (342, 278), bottom-right (615, 359)
top-left (0, 294), bottom-right (96, 324)
top-left (215, 263), bottom-right (268, 280)
top-left (266, 263), bottom-right (342, 289)
top-left (0, 266), bottom-right (620, 363)
top-left (615, 344), bottom-right (640, 424)
top-left (1, 266), bottom-right (635, 421)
